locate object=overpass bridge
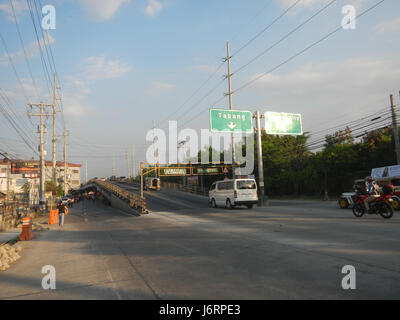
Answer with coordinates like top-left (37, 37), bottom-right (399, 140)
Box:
top-left (81, 180), bottom-right (147, 215)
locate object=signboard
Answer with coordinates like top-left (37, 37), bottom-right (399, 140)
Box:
top-left (371, 165), bottom-right (400, 180)
top-left (160, 168), bottom-right (189, 176)
top-left (210, 109), bottom-right (253, 133)
top-left (195, 167), bottom-right (221, 175)
top-left (11, 161), bottom-right (39, 174)
top-left (264, 112), bottom-right (302, 135)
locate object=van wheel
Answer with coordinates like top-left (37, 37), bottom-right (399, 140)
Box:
top-left (211, 198), bottom-right (216, 208)
top-left (226, 199), bottom-right (234, 209)
top-left (246, 204), bottom-right (253, 209)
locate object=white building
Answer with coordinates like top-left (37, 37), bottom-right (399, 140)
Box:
top-left (0, 159), bottom-right (82, 199)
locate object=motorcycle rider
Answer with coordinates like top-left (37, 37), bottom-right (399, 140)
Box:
top-left (364, 176), bottom-right (380, 212)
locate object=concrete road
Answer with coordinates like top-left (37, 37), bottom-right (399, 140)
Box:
top-left (0, 190), bottom-right (399, 299)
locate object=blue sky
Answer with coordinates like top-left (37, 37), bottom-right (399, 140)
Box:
top-left (0, 0), bottom-right (399, 178)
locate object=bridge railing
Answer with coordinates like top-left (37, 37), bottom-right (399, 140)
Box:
top-left (161, 181), bottom-right (209, 197)
top-left (94, 180), bottom-right (147, 213)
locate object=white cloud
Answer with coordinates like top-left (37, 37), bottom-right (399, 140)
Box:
top-left (190, 65), bottom-right (218, 74)
top-left (0, 35), bottom-right (55, 67)
top-left (144, 0), bottom-right (162, 16)
top-left (0, 0), bottom-right (29, 22)
top-left (78, 0), bottom-right (131, 21)
top-left (374, 18), bottom-right (400, 34)
top-left (147, 81), bottom-right (175, 96)
top-left (60, 56), bottom-right (132, 118)
top-left (61, 76), bottom-right (94, 118)
top-left (247, 56), bottom-right (400, 131)
top-left (276, 0), bottom-right (370, 10)
top-left (81, 56), bottom-right (132, 80)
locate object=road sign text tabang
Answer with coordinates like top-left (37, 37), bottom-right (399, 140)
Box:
top-left (210, 109), bottom-right (253, 133)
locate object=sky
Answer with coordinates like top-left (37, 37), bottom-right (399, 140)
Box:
top-left (0, 0), bottom-right (399, 179)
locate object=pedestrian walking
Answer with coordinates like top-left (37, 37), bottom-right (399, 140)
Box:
top-left (57, 200), bottom-right (67, 227)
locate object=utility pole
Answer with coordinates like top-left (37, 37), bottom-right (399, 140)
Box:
top-left (390, 94), bottom-right (400, 165)
top-left (153, 120), bottom-right (158, 177)
top-left (131, 145), bottom-right (135, 179)
top-left (51, 73), bottom-right (59, 187)
top-left (28, 102), bottom-right (52, 203)
top-left (255, 111), bottom-right (265, 206)
top-left (112, 154), bottom-right (116, 177)
top-left (126, 149), bottom-right (131, 178)
top-left (63, 128), bottom-right (69, 195)
top-left (224, 41), bottom-right (236, 178)
top-left (6, 153), bottom-right (10, 201)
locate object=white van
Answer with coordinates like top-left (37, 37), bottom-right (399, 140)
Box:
top-left (209, 179), bottom-right (258, 209)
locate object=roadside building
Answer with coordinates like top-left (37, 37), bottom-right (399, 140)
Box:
top-left (0, 159), bottom-right (82, 200)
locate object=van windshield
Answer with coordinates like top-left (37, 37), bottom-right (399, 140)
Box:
top-left (237, 180), bottom-right (256, 190)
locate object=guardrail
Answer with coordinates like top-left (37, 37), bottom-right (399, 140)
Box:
top-left (94, 180), bottom-right (147, 214)
top-left (161, 181), bottom-right (209, 197)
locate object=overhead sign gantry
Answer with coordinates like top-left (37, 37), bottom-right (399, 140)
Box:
top-left (140, 162), bottom-right (232, 197)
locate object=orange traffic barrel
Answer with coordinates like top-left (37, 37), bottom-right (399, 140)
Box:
top-left (48, 209), bottom-right (59, 225)
top-left (19, 217), bottom-right (33, 241)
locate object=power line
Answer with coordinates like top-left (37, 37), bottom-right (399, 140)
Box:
top-left (26, 0), bottom-right (53, 98)
top-left (156, 1), bottom-right (302, 130)
top-left (9, 0), bottom-right (40, 101)
top-left (233, 0), bottom-right (386, 94)
top-left (0, 31), bottom-right (31, 102)
top-left (233, 0), bottom-right (337, 75)
top-left (231, 0), bottom-right (302, 57)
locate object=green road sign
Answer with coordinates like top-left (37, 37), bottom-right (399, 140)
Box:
top-left (264, 112), bottom-right (303, 135)
top-left (210, 108), bottom-right (253, 133)
top-left (194, 167), bottom-right (222, 174)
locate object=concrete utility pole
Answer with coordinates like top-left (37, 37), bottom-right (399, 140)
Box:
top-left (225, 41), bottom-right (236, 178)
top-left (126, 149), bottom-right (131, 178)
top-left (63, 128), bottom-right (69, 195)
top-left (6, 153), bottom-right (10, 201)
top-left (153, 120), bottom-right (158, 177)
top-left (28, 102), bottom-right (53, 203)
top-left (255, 111), bottom-right (265, 206)
top-left (112, 154), bottom-right (116, 177)
top-left (51, 73), bottom-right (59, 187)
top-left (390, 94), bottom-right (400, 165)
top-left (131, 146), bottom-right (135, 179)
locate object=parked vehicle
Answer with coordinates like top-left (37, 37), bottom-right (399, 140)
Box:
top-left (208, 179), bottom-right (258, 209)
top-left (352, 185), bottom-right (394, 219)
top-left (144, 177), bottom-right (160, 191)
